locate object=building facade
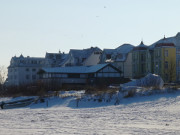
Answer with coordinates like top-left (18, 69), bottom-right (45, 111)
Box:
top-left (45, 51), bottom-right (68, 67)
top-left (100, 44), bottom-right (134, 79)
top-left (153, 43), bottom-right (176, 82)
top-left (40, 64), bottom-right (124, 87)
top-left (62, 47), bottom-right (102, 67)
top-left (132, 41), bottom-right (152, 78)
top-left (7, 55), bottom-right (45, 86)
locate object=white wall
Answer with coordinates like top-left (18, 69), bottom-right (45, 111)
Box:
top-left (8, 67), bottom-right (42, 86)
top-left (113, 53), bottom-right (133, 79)
top-left (124, 52), bottom-right (133, 78)
top-left (83, 53), bottom-right (101, 66)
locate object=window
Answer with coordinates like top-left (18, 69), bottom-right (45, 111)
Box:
top-left (26, 75), bottom-right (30, 80)
top-left (82, 58), bottom-right (86, 62)
top-left (88, 74), bottom-right (94, 78)
top-left (177, 48), bottom-right (180, 55)
top-left (20, 60), bottom-right (25, 64)
top-left (118, 66), bottom-right (122, 71)
top-left (32, 75), bottom-right (36, 80)
top-left (158, 50), bottom-right (160, 56)
top-left (141, 64), bottom-right (145, 73)
top-left (156, 50), bottom-right (160, 57)
top-left (32, 68), bottom-right (36, 72)
top-left (155, 50), bottom-right (158, 57)
top-left (133, 65), bottom-right (136, 73)
top-left (106, 54), bottom-right (111, 59)
top-left (155, 62), bottom-right (159, 73)
top-left (26, 68), bottom-right (29, 72)
top-left (178, 60), bottom-right (180, 68)
top-left (94, 51), bottom-right (101, 54)
top-left (68, 74), bottom-right (80, 78)
top-left (117, 54), bottom-right (123, 59)
top-left (165, 74), bottom-right (169, 81)
top-left (165, 61), bottom-right (168, 69)
top-left (141, 54), bottom-right (145, 62)
top-left (178, 73), bottom-right (180, 81)
top-left (165, 50), bottom-right (168, 57)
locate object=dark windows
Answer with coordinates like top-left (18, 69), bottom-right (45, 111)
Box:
top-left (165, 61), bottom-right (168, 69)
top-left (26, 75), bottom-right (30, 80)
top-left (106, 54), bottom-right (111, 59)
top-left (140, 54), bottom-right (146, 62)
top-left (68, 74), bottom-right (80, 78)
top-left (32, 75), bottom-right (36, 80)
top-left (165, 50), bottom-right (168, 57)
top-left (88, 74), bottom-right (94, 78)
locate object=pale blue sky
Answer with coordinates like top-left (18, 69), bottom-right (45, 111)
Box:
top-left (0, 0), bottom-right (180, 67)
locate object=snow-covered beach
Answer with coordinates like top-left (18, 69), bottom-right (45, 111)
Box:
top-left (1, 91), bottom-right (180, 135)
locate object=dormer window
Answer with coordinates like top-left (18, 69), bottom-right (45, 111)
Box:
top-left (94, 51), bottom-right (102, 54)
top-left (106, 54), bottom-right (111, 59)
top-left (117, 54), bottom-right (123, 59)
top-left (82, 58), bottom-right (86, 62)
top-left (165, 50), bottom-right (168, 57)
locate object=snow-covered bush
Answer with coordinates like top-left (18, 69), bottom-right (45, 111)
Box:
top-left (119, 86), bottom-right (144, 98)
top-left (119, 74), bottom-right (165, 98)
top-left (121, 73), bottom-right (164, 90)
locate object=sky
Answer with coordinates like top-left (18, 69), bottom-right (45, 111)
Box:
top-left (0, 0), bottom-right (180, 67)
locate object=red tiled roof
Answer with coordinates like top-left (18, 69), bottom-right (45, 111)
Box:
top-left (155, 43), bottom-right (175, 47)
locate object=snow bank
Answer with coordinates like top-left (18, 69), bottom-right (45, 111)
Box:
top-left (2, 92), bottom-right (180, 135)
top-left (119, 74), bottom-right (164, 98)
top-left (121, 73), bottom-right (164, 90)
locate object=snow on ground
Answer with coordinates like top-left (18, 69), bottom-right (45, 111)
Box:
top-left (1, 91), bottom-right (180, 135)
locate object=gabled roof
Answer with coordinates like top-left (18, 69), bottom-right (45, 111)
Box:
top-left (115, 44), bottom-right (134, 54)
top-left (42, 63), bottom-right (113, 74)
top-left (63, 47), bottom-right (102, 66)
top-left (113, 44), bottom-right (134, 62)
top-left (103, 49), bottom-right (115, 54)
top-left (45, 52), bottom-right (68, 67)
top-left (150, 37), bottom-right (175, 49)
top-left (114, 53), bottom-right (128, 62)
top-left (102, 44), bottom-right (134, 62)
top-left (69, 47), bottom-right (102, 58)
top-left (45, 52), bottom-right (62, 59)
top-left (150, 32), bottom-right (180, 49)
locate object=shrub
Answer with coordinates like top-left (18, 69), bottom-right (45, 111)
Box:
top-left (123, 89), bottom-right (136, 98)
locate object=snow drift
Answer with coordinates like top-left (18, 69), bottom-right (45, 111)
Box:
top-left (121, 73), bottom-right (164, 90)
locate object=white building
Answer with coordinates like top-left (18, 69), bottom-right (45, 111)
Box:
top-left (7, 55), bottom-right (45, 86)
top-left (100, 44), bottom-right (134, 79)
top-left (62, 47), bottom-right (102, 67)
top-left (45, 51), bottom-right (68, 67)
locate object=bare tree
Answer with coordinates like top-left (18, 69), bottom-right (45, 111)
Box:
top-left (168, 61), bottom-right (176, 83)
top-left (0, 65), bottom-right (7, 90)
top-left (163, 61), bottom-right (176, 83)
